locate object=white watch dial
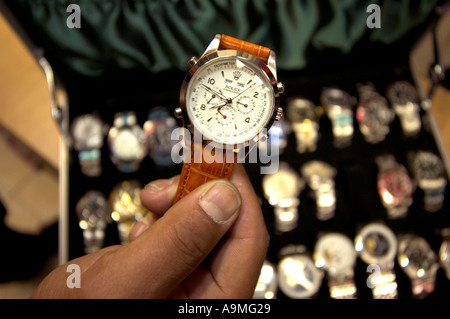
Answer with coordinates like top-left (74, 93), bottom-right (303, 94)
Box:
top-left (185, 56), bottom-right (275, 145)
top-left (111, 129), bottom-right (145, 161)
top-left (72, 115), bottom-right (103, 149)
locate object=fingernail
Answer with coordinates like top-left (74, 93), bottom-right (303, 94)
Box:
top-left (198, 181), bottom-right (241, 224)
top-left (132, 219), bottom-right (150, 238)
top-left (144, 178), bottom-right (174, 192)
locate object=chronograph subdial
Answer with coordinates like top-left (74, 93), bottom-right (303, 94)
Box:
top-left (236, 95), bottom-right (256, 115)
top-left (214, 106), bottom-right (235, 126)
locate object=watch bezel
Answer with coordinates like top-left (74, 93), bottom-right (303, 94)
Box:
top-left (179, 49), bottom-right (281, 150)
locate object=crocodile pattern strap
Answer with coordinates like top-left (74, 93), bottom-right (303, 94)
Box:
top-left (219, 34), bottom-right (271, 63)
top-left (173, 141), bottom-right (235, 204)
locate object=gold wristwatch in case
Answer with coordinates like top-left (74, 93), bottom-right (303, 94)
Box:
top-left (262, 162), bottom-right (304, 232)
top-left (109, 180), bottom-right (148, 244)
top-left (439, 228), bottom-right (450, 280)
top-left (314, 232), bottom-right (357, 299)
top-left (285, 98), bottom-right (320, 153)
top-left (355, 222), bottom-right (398, 299)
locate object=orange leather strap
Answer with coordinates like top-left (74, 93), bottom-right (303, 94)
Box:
top-left (218, 34), bottom-right (271, 63)
top-left (173, 35), bottom-right (268, 204)
top-left (173, 141), bottom-right (235, 203)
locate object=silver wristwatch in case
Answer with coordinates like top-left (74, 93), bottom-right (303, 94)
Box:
top-left (386, 80), bottom-right (421, 137)
top-left (108, 111), bottom-right (147, 173)
top-left (143, 106), bottom-right (179, 167)
top-left (355, 222), bottom-right (398, 299)
top-left (397, 234), bottom-right (439, 298)
top-left (314, 232), bottom-right (357, 299)
top-left (320, 88), bottom-right (355, 148)
top-left (253, 260), bottom-right (278, 299)
top-left (262, 162), bottom-right (304, 232)
top-left (71, 114), bottom-right (107, 177)
top-left (301, 160), bottom-right (337, 221)
top-left (376, 155), bottom-right (415, 219)
top-left (277, 245), bottom-right (323, 299)
top-left (409, 150), bottom-right (447, 213)
top-left (356, 83), bottom-right (394, 144)
top-left (285, 98), bottom-right (320, 153)
top-left (75, 190), bottom-right (112, 254)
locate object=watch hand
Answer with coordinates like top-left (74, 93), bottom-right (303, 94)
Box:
top-left (201, 84), bottom-right (228, 101)
top-left (217, 109), bottom-right (227, 119)
top-left (230, 82), bottom-right (257, 101)
top-left (208, 100), bottom-right (228, 109)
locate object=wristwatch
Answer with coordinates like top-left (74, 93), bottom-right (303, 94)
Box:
top-left (277, 245), bottom-right (324, 299)
top-left (408, 150), bottom-right (447, 213)
top-left (285, 98), bottom-right (320, 153)
top-left (143, 106), bottom-right (179, 167)
top-left (75, 190), bottom-right (112, 254)
top-left (386, 80), bottom-right (421, 137)
top-left (262, 162), bottom-right (304, 232)
top-left (173, 34), bottom-right (284, 203)
top-left (376, 155), bottom-right (415, 219)
top-left (109, 180), bottom-right (148, 244)
top-left (108, 111), bottom-right (147, 173)
top-left (356, 83), bottom-right (394, 144)
top-left (71, 114), bottom-right (107, 177)
top-left (313, 232), bottom-right (357, 299)
top-left (300, 160), bottom-right (337, 221)
top-left (397, 234), bottom-right (439, 298)
top-left (320, 88), bottom-right (355, 148)
top-left (354, 222), bottom-right (398, 299)
top-left (439, 228), bottom-right (450, 280)
top-left (253, 260), bottom-right (278, 299)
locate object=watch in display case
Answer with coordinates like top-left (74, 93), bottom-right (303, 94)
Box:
top-left (173, 33), bottom-right (284, 203)
top-left (408, 150), bottom-right (447, 213)
top-left (257, 116), bottom-right (290, 156)
top-left (439, 228), bottom-right (450, 280)
top-left (300, 160), bottom-right (337, 221)
top-left (109, 180), bottom-right (148, 244)
top-left (354, 222), bottom-right (398, 299)
top-left (277, 245), bottom-right (324, 299)
top-left (376, 155), bottom-right (415, 219)
top-left (253, 260), bottom-right (278, 299)
top-left (320, 87), bottom-right (356, 148)
top-left (313, 232), bottom-right (357, 299)
top-left (71, 113), bottom-right (107, 177)
top-left (108, 111), bottom-right (147, 173)
top-left (75, 190), bottom-right (112, 254)
top-left (143, 106), bottom-right (179, 167)
top-left (262, 162), bottom-right (304, 232)
top-left (355, 83), bottom-right (394, 144)
top-left (397, 234), bottom-right (439, 298)
top-left (285, 98), bottom-right (320, 153)
top-left (386, 80), bottom-right (421, 137)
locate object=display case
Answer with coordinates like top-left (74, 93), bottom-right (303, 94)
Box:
top-left (2, 0), bottom-right (449, 299)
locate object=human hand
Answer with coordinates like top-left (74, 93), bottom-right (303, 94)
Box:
top-left (32, 164), bottom-right (269, 298)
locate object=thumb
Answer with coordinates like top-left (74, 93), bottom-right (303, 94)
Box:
top-left (112, 179), bottom-right (242, 298)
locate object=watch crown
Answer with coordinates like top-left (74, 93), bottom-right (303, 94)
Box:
top-left (276, 82), bottom-right (285, 94)
top-left (174, 107), bottom-right (183, 119)
top-left (275, 107), bottom-right (283, 121)
top-left (187, 57), bottom-right (198, 67)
